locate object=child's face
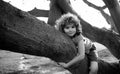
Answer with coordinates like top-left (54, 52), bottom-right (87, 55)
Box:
top-left (64, 23), bottom-right (76, 37)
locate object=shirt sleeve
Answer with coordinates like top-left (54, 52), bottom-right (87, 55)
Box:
top-left (87, 45), bottom-right (98, 61)
top-left (84, 37), bottom-right (93, 50)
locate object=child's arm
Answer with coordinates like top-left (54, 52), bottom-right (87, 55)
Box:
top-left (88, 45), bottom-right (98, 61)
top-left (59, 35), bottom-right (85, 68)
top-left (89, 61), bottom-right (98, 74)
top-left (87, 45), bottom-right (98, 74)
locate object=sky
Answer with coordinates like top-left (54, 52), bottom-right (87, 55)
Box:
top-left (3, 0), bottom-right (111, 28)
top-left (3, 0), bottom-right (108, 50)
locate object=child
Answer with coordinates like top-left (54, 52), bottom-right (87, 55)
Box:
top-left (55, 13), bottom-right (98, 74)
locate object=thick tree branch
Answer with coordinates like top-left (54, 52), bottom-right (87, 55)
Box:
top-left (81, 19), bottom-right (120, 59)
top-left (0, 0), bottom-right (77, 62)
top-left (28, 7), bottom-right (49, 17)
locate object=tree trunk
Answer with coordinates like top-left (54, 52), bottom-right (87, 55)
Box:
top-left (103, 0), bottom-right (120, 34)
top-left (0, 0), bottom-right (120, 74)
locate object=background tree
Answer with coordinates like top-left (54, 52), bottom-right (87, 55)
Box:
top-left (83, 0), bottom-right (118, 33)
top-left (29, 0), bottom-right (120, 59)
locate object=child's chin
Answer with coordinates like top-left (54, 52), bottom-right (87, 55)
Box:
top-left (68, 34), bottom-right (74, 37)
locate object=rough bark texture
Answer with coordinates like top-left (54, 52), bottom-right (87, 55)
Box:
top-left (48, 0), bottom-right (78, 26)
top-left (28, 8), bottom-right (49, 17)
top-left (0, 0), bottom-right (77, 62)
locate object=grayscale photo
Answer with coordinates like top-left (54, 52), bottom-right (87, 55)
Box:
top-left (0, 0), bottom-right (120, 74)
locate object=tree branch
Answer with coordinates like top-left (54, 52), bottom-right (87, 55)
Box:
top-left (83, 0), bottom-right (118, 32)
top-left (28, 7), bottom-right (49, 17)
top-left (0, 0), bottom-right (77, 62)
top-left (81, 19), bottom-right (120, 59)
top-left (83, 0), bottom-right (103, 10)
top-left (103, 0), bottom-right (120, 34)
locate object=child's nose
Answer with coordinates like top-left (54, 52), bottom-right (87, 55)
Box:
top-left (69, 28), bottom-right (73, 31)
top-left (69, 28), bottom-right (73, 30)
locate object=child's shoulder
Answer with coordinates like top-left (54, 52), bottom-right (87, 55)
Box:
top-left (76, 34), bottom-right (83, 40)
top-left (73, 34), bottom-right (83, 42)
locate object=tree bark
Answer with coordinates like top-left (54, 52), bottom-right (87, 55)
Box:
top-left (81, 19), bottom-right (120, 59)
top-left (28, 8), bottom-right (49, 17)
top-left (103, 0), bottom-right (120, 34)
top-left (0, 0), bottom-right (77, 62)
top-left (47, 0), bottom-right (79, 26)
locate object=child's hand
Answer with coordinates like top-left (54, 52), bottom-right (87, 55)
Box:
top-left (59, 62), bottom-right (68, 68)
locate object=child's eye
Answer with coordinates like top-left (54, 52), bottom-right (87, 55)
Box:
top-left (72, 26), bottom-right (75, 28)
top-left (65, 27), bottom-right (69, 29)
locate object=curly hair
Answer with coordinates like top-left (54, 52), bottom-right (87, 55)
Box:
top-left (55, 13), bottom-right (82, 37)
